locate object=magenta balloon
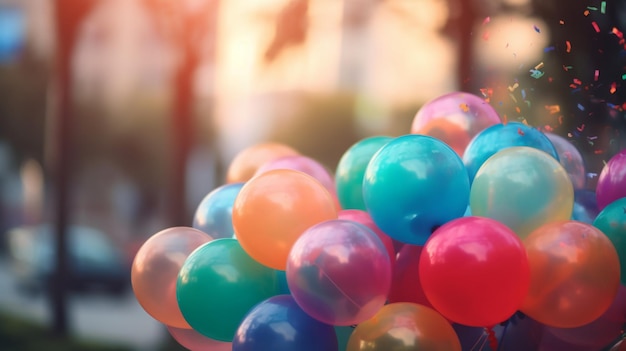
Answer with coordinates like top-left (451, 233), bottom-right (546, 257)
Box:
top-left (255, 155), bottom-right (336, 195)
top-left (168, 326), bottom-right (232, 351)
top-left (338, 209), bottom-right (396, 264)
top-left (597, 149), bottom-right (626, 210)
top-left (411, 91), bottom-right (501, 156)
top-left (546, 133), bottom-right (586, 189)
top-left (286, 219), bottom-right (392, 326)
top-left (131, 227), bottom-right (213, 328)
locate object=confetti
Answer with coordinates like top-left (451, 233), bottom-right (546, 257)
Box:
top-left (559, 20), bottom-right (565, 25)
top-left (533, 25), bottom-right (541, 33)
top-left (584, 9), bottom-right (590, 16)
top-left (577, 104), bottom-right (585, 111)
top-left (544, 46), bottom-right (555, 52)
top-left (592, 21), bottom-right (600, 33)
top-left (535, 62), bottom-right (544, 70)
top-left (545, 105), bottom-right (561, 114)
top-left (566, 41), bottom-right (571, 52)
top-left (610, 82), bottom-right (617, 94)
top-left (622, 73), bottom-right (626, 80)
top-left (601, 1), bottom-right (606, 14)
top-left (530, 70), bottom-right (544, 79)
top-left (573, 78), bottom-right (582, 85)
top-left (460, 103), bottom-right (470, 112)
top-left (517, 128), bottom-right (525, 136)
top-left (587, 6), bottom-right (598, 11)
top-left (594, 69), bottom-right (600, 81)
top-left (508, 83), bottom-right (519, 92)
top-left (483, 16), bottom-right (491, 25)
top-left (577, 124), bottom-right (586, 131)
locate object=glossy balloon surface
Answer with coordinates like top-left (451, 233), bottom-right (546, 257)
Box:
top-left (346, 303), bottom-right (461, 351)
top-left (411, 91), bottom-right (501, 156)
top-left (363, 134), bottom-right (470, 245)
top-left (463, 122), bottom-right (559, 182)
top-left (522, 221), bottom-right (620, 328)
top-left (470, 146), bottom-right (574, 239)
top-left (596, 149), bottom-right (626, 210)
top-left (131, 227), bottom-right (213, 328)
top-left (193, 183), bottom-right (244, 239)
top-left (176, 239), bottom-right (278, 341)
top-left (233, 295), bottom-right (338, 351)
top-left (335, 136), bottom-right (392, 210)
top-left (287, 220), bottom-right (392, 326)
top-left (419, 216), bottom-right (530, 327)
top-left (233, 169), bottom-right (338, 270)
top-left (226, 142), bottom-right (299, 183)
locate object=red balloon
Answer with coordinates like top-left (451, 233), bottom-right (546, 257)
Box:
top-left (387, 244), bottom-right (432, 308)
top-left (419, 216), bottom-right (530, 327)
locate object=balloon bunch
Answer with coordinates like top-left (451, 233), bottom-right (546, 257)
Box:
top-left (131, 91), bottom-right (626, 351)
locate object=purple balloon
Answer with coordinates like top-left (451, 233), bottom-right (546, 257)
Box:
top-left (546, 133), bottom-right (586, 189)
top-left (286, 219), bottom-right (392, 326)
top-left (167, 326), bottom-right (232, 351)
top-left (337, 209), bottom-right (396, 265)
top-left (597, 149), bottom-right (626, 210)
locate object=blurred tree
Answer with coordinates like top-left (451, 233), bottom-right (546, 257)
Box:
top-left (143, 0), bottom-right (221, 226)
top-left (52, 0), bottom-right (97, 338)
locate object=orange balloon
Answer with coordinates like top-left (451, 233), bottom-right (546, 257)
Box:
top-left (347, 303), bottom-right (461, 351)
top-left (131, 227), bottom-right (213, 328)
top-left (226, 142), bottom-right (300, 183)
top-left (522, 220), bottom-right (620, 328)
top-left (232, 169), bottom-right (338, 270)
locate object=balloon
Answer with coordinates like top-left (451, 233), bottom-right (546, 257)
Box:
top-left (335, 326), bottom-right (354, 351)
top-left (597, 149), bottom-right (626, 211)
top-left (275, 269), bottom-right (291, 295)
top-left (338, 209), bottom-right (396, 265)
top-left (335, 136), bottom-right (392, 210)
top-left (419, 216), bottom-right (530, 327)
top-left (571, 189), bottom-right (600, 224)
top-left (463, 122), bottom-right (559, 182)
top-left (387, 244), bottom-right (432, 308)
top-left (232, 169), bottom-right (337, 270)
top-left (363, 135), bottom-right (470, 245)
top-left (255, 155), bottom-right (336, 196)
top-left (594, 197), bottom-right (626, 284)
top-left (545, 133), bottom-right (587, 189)
top-left (522, 221), bottom-right (620, 328)
top-left (167, 326), bottom-right (232, 351)
top-left (470, 146), bottom-right (574, 239)
top-left (346, 303), bottom-right (461, 351)
top-left (176, 238), bottom-right (278, 341)
top-left (411, 91), bottom-right (501, 156)
top-left (131, 227), bottom-right (213, 329)
top-left (193, 183), bottom-right (244, 239)
top-left (286, 220), bottom-right (392, 326)
top-left (226, 142), bottom-right (299, 183)
top-left (232, 295), bottom-right (338, 351)
top-left (545, 285), bottom-right (626, 349)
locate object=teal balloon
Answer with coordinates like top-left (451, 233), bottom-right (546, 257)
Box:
top-left (177, 238), bottom-right (278, 342)
top-left (193, 182), bottom-right (244, 239)
top-left (463, 122), bottom-right (559, 183)
top-left (594, 197), bottom-right (626, 284)
top-left (275, 269), bottom-right (291, 295)
top-left (336, 136), bottom-right (393, 210)
top-left (470, 146), bottom-right (574, 239)
top-left (363, 134), bottom-right (470, 245)
top-left (335, 326), bottom-right (354, 351)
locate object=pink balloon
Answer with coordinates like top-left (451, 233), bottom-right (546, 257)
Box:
top-left (131, 227), bottom-right (213, 328)
top-left (387, 244), bottom-right (432, 308)
top-left (411, 92), bottom-right (501, 156)
top-left (168, 326), bottom-right (232, 351)
top-left (338, 209), bottom-right (396, 265)
top-left (255, 155), bottom-right (336, 195)
top-left (596, 149), bottom-right (626, 210)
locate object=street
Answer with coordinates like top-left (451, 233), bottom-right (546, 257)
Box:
top-left (0, 257), bottom-right (166, 350)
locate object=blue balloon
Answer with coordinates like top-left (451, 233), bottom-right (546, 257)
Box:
top-left (233, 295), bottom-right (338, 351)
top-left (363, 134), bottom-right (470, 245)
top-left (463, 122), bottom-right (559, 182)
top-left (192, 183), bottom-right (244, 239)
top-left (571, 189), bottom-right (599, 224)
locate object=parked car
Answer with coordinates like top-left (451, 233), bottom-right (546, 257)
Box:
top-left (6, 224), bottom-right (130, 296)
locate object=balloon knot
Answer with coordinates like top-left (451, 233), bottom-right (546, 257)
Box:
top-left (485, 326), bottom-right (498, 350)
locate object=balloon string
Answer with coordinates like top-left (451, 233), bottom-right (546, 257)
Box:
top-left (485, 326), bottom-right (498, 350)
top-left (469, 330), bottom-right (487, 351)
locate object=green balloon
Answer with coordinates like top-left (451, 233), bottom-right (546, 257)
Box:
top-left (594, 197), bottom-right (626, 284)
top-left (335, 136), bottom-right (393, 210)
top-left (335, 326), bottom-right (354, 351)
top-left (176, 238), bottom-right (278, 342)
